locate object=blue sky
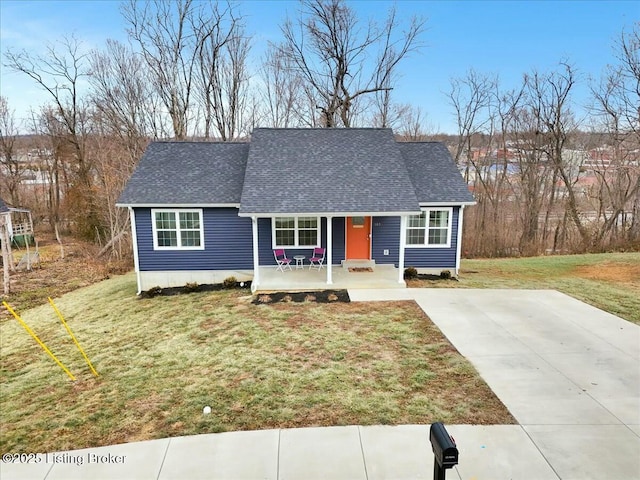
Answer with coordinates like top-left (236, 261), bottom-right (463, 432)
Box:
top-left (1, 0), bottom-right (637, 133)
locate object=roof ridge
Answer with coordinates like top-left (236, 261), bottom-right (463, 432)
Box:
top-left (252, 127), bottom-right (393, 131)
top-left (151, 140), bottom-right (249, 145)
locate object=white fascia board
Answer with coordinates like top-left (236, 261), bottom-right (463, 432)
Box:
top-left (418, 201), bottom-right (477, 207)
top-left (116, 203), bottom-right (241, 208)
top-left (238, 210), bottom-right (423, 218)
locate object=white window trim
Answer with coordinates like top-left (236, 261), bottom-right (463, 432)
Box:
top-left (405, 207), bottom-right (453, 248)
top-left (151, 208), bottom-right (205, 250)
top-left (271, 216), bottom-right (321, 249)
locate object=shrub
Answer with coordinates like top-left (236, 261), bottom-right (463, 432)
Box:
top-left (183, 282), bottom-right (199, 293)
top-left (440, 270), bottom-right (452, 280)
top-left (146, 286), bottom-right (162, 297)
top-left (404, 266), bottom-right (418, 280)
top-left (223, 276), bottom-right (238, 289)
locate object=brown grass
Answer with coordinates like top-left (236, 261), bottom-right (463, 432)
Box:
top-left (573, 262), bottom-right (640, 283)
top-left (1, 277), bottom-right (514, 453)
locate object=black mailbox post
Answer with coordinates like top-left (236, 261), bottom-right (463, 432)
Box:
top-left (430, 422), bottom-right (458, 480)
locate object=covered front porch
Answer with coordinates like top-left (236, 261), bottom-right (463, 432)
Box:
top-left (255, 263), bottom-right (405, 292)
top-left (248, 214), bottom-right (410, 293)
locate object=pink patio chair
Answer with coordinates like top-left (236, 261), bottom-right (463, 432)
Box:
top-left (308, 247), bottom-right (326, 270)
top-left (273, 249), bottom-right (292, 272)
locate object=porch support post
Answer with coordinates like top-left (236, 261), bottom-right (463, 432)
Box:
top-left (455, 205), bottom-right (465, 276)
top-left (398, 215), bottom-right (407, 284)
top-left (326, 216), bottom-right (333, 285)
top-left (251, 216), bottom-right (260, 292)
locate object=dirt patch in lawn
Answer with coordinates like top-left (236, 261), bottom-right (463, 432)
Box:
top-left (572, 262), bottom-right (640, 283)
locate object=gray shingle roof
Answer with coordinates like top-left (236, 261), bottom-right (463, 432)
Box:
top-left (0, 197), bottom-right (9, 214)
top-left (117, 142), bottom-right (249, 206)
top-left (399, 142), bottom-right (475, 204)
top-left (117, 130), bottom-right (475, 212)
top-left (238, 128), bottom-right (421, 215)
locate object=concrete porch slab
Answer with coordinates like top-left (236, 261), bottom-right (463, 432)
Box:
top-left (256, 264), bottom-right (405, 292)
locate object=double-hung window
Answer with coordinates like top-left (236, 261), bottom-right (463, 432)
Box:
top-left (152, 209), bottom-right (204, 250)
top-left (406, 208), bottom-right (452, 247)
top-left (273, 216), bottom-right (320, 248)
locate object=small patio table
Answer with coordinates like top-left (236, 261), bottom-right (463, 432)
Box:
top-left (293, 255), bottom-right (305, 269)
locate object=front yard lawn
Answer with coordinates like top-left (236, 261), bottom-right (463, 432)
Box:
top-left (0, 273), bottom-right (514, 453)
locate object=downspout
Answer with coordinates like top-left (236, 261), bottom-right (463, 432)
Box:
top-left (398, 215), bottom-right (407, 284)
top-left (326, 216), bottom-right (333, 285)
top-left (251, 216), bottom-right (260, 293)
top-left (128, 207), bottom-right (142, 295)
top-left (455, 205), bottom-right (465, 277)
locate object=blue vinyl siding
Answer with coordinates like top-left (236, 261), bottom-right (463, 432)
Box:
top-left (404, 207), bottom-right (459, 269)
top-left (331, 218), bottom-right (346, 262)
top-left (372, 216), bottom-right (400, 265)
top-left (258, 217), bottom-right (345, 266)
top-left (135, 208), bottom-right (253, 271)
top-left (371, 209), bottom-right (460, 269)
top-left (134, 208), bottom-right (459, 272)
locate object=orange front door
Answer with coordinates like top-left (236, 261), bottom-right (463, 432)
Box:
top-left (346, 216), bottom-right (371, 259)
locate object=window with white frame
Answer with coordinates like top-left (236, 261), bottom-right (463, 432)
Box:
top-left (152, 209), bottom-right (204, 250)
top-left (273, 216), bottom-right (320, 248)
top-left (406, 208), bottom-right (452, 247)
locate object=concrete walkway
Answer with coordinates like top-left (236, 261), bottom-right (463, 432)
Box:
top-left (2, 289), bottom-right (639, 480)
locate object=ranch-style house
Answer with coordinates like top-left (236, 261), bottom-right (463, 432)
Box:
top-left (117, 128), bottom-right (475, 293)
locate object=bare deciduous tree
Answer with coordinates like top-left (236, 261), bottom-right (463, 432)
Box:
top-left (190, 2), bottom-right (250, 139)
top-left (448, 70), bottom-right (497, 166)
top-left (28, 107), bottom-right (71, 257)
top-left (122, 0), bottom-right (199, 139)
top-left (527, 63), bottom-right (588, 249)
top-left (0, 97), bottom-right (23, 205)
top-left (505, 89), bottom-right (559, 256)
top-left (89, 40), bottom-right (159, 257)
top-left (395, 104), bottom-right (432, 140)
top-left (277, 0), bottom-right (425, 127)
top-left (260, 46), bottom-right (308, 127)
top-left (588, 22), bottom-right (640, 247)
top-left (90, 39), bottom-right (164, 142)
top-left (123, 0), bottom-right (251, 140)
top-left (448, 70), bottom-right (516, 257)
top-left (4, 36), bottom-right (98, 240)
top-left (208, 32), bottom-right (251, 140)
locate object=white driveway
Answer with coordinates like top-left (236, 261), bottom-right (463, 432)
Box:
top-left (350, 288), bottom-right (640, 480)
